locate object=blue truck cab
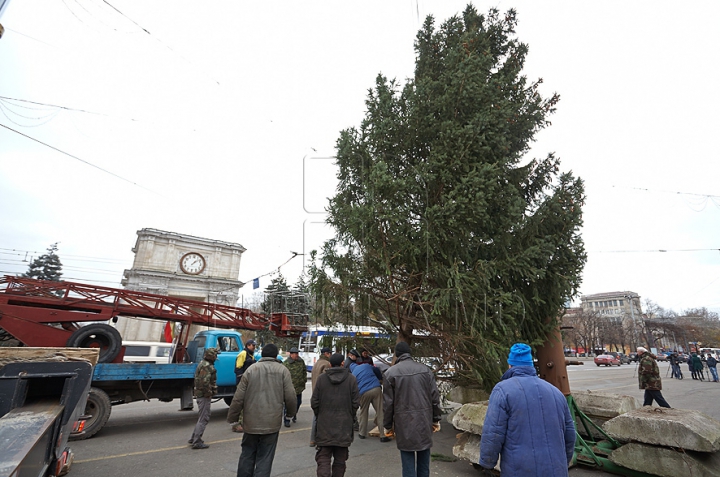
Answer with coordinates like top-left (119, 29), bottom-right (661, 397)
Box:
top-left (188, 329), bottom-right (244, 394)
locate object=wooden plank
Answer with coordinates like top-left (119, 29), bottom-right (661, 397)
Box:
top-left (0, 347), bottom-right (100, 366)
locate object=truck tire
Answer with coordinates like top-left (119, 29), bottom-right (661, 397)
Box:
top-left (71, 387), bottom-right (111, 440)
top-left (66, 324), bottom-right (122, 363)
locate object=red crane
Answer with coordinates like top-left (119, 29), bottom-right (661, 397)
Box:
top-left (0, 276), bottom-right (307, 362)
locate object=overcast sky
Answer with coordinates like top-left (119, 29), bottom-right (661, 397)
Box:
top-left (1, 1), bottom-right (719, 314)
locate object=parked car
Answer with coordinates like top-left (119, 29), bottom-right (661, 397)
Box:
top-left (606, 352), bottom-right (625, 365)
top-left (122, 341), bottom-right (174, 363)
top-left (594, 354), bottom-right (621, 366)
top-left (628, 352), bottom-right (639, 362)
top-left (617, 353), bottom-right (631, 364)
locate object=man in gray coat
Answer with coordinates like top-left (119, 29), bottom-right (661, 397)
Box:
top-left (227, 343), bottom-right (297, 477)
top-left (311, 353), bottom-right (360, 477)
top-left (383, 342), bottom-right (442, 477)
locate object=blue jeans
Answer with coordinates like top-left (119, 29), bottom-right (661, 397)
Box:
top-left (237, 432), bottom-right (279, 477)
top-left (400, 449), bottom-right (430, 477)
top-left (710, 367), bottom-right (719, 382)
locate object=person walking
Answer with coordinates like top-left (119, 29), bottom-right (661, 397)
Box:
top-left (309, 347), bottom-right (333, 447)
top-left (478, 343), bottom-right (575, 476)
top-left (707, 354), bottom-right (719, 383)
top-left (691, 353), bottom-right (704, 381)
top-left (227, 343), bottom-right (297, 477)
top-left (637, 347), bottom-right (671, 408)
top-left (349, 359), bottom-right (388, 441)
top-left (383, 342), bottom-right (442, 477)
top-left (669, 352), bottom-right (682, 379)
top-left (231, 339), bottom-right (257, 433)
top-left (311, 353), bottom-right (360, 477)
top-left (189, 347), bottom-right (218, 449)
top-left (284, 347), bottom-right (307, 427)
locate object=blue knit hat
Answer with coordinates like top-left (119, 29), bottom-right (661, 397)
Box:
top-left (508, 343), bottom-right (533, 367)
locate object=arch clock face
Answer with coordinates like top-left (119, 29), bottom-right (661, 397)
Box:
top-left (180, 252), bottom-right (206, 275)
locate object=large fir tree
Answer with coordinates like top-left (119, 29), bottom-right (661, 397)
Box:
top-left (309, 6), bottom-right (586, 390)
top-left (23, 243), bottom-right (63, 281)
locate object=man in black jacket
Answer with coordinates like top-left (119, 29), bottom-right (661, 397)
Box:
top-left (311, 353), bottom-right (360, 477)
top-left (383, 342), bottom-right (442, 477)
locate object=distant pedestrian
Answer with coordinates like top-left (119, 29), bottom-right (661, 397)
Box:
top-left (311, 353), bottom-right (360, 477)
top-left (189, 347), bottom-right (218, 449)
top-left (637, 347), bottom-right (671, 408)
top-left (227, 343), bottom-right (297, 477)
top-left (349, 360), bottom-right (388, 441)
top-left (383, 342), bottom-right (442, 477)
top-left (691, 353), bottom-right (704, 381)
top-left (231, 339), bottom-right (257, 433)
top-left (284, 347), bottom-right (307, 427)
top-left (669, 352), bottom-right (682, 379)
top-left (309, 347), bottom-right (333, 446)
top-left (707, 354), bottom-right (718, 383)
top-left (479, 343), bottom-right (575, 476)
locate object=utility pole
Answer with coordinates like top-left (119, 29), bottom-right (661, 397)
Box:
top-left (624, 293), bottom-right (639, 349)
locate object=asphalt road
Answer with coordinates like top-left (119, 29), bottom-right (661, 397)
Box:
top-left (67, 360), bottom-right (719, 477)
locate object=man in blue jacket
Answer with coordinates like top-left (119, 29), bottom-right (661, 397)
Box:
top-left (479, 343), bottom-right (575, 476)
top-left (349, 359), bottom-right (389, 442)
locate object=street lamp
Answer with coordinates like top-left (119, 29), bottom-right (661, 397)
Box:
top-left (624, 294), bottom-right (639, 349)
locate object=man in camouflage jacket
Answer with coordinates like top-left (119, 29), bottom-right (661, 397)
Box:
top-left (283, 347), bottom-right (307, 427)
top-left (637, 347), bottom-right (670, 408)
top-left (189, 347), bottom-right (218, 449)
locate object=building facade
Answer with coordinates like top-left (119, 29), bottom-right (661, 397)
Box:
top-left (116, 228), bottom-right (246, 341)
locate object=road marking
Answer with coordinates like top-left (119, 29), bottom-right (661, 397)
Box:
top-left (73, 427), bottom-right (311, 463)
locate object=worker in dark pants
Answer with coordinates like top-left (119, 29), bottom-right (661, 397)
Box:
top-left (637, 347), bottom-right (670, 408)
top-left (189, 348), bottom-right (218, 449)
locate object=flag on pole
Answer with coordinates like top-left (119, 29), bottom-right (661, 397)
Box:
top-left (163, 321), bottom-right (174, 343)
top-left (253, 278), bottom-right (259, 289)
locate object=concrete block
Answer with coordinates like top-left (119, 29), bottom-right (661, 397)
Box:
top-left (451, 402), bottom-right (489, 435)
top-left (453, 431), bottom-right (501, 472)
top-left (603, 407), bottom-right (720, 452)
top-left (446, 386), bottom-right (490, 404)
top-left (610, 442), bottom-right (720, 477)
top-left (573, 390), bottom-right (640, 419)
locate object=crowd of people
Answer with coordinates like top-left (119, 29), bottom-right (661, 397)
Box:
top-left (189, 339), bottom-right (442, 477)
top-left (667, 350), bottom-right (718, 382)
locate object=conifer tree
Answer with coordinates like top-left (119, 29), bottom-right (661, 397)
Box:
top-left (310, 6), bottom-right (586, 389)
top-left (23, 243), bottom-right (63, 281)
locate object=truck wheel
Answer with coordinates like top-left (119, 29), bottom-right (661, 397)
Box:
top-left (66, 324), bottom-right (122, 363)
top-left (70, 387), bottom-right (111, 440)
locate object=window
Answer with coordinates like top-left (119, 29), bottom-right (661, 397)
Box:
top-left (124, 345), bottom-right (150, 357)
top-left (218, 336), bottom-right (239, 352)
top-left (619, 299), bottom-right (624, 306)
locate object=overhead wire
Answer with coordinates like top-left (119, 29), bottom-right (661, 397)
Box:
top-left (99, 0), bottom-right (220, 85)
top-left (0, 122), bottom-right (160, 195)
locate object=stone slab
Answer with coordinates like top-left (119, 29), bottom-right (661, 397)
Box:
top-left (610, 442), bottom-right (720, 477)
top-left (603, 407), bottom-right (720, 452)
top-left (451, 402), bottom-right (489, 435)
top-left (573, 390), bottom-right (640, 420)
top-left (452, 431), bottom-right (501, 472)
top-left (446, 386), bottom-right (490, 404)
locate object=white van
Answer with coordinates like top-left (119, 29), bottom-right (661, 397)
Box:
top-left (122, 341), bottom-right (174, 363)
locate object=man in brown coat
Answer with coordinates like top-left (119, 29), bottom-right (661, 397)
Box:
top-left (311, 353), bottom-right (359, 477)
top-left (309, 347), bottom-right (333, 446)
